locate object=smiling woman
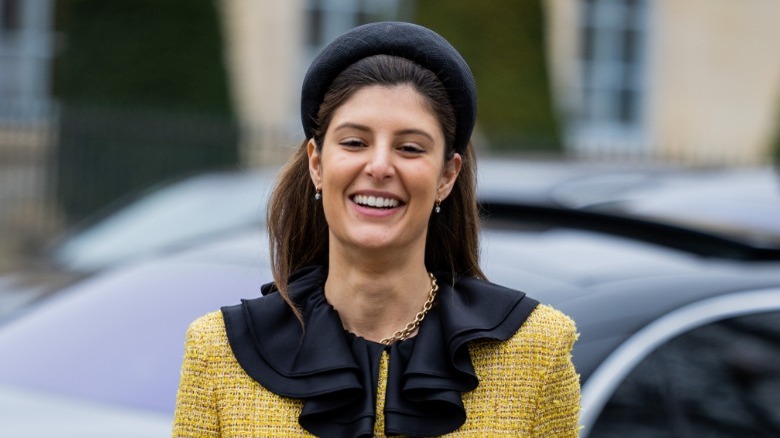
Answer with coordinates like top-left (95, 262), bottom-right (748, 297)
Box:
top-left (172, 22), bottom-right (580, 437)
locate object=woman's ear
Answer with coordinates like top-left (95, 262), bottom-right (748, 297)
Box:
top-left (307, 139), bottom-right (322, 189)
top-left (437, 153), bottom-right (463, 200)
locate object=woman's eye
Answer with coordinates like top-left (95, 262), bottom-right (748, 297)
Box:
top-left (340, 139), bottom-right (365, 148)
top-left (399, 144), bottom-right (424, 154)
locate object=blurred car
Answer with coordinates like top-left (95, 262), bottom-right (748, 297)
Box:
top-left (595, 167), bottom-right (780, 247)
top-left (50, 169), bottom-right (277, 273)
top-left (1, 174), bottom-right (780, 436)
top-left (479, 160), bottom-right (780, 248)
top-left (0, 168), bottom-right (276, 322)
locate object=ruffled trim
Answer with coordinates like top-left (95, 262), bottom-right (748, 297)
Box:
top-left (222, 266), bottom-right (538, 437)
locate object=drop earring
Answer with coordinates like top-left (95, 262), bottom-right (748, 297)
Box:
top-left (434, 198), bottom-right (441, 214)
top-left (314, 188), bottom-right (321, 201)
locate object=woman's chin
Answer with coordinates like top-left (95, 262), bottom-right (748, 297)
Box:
top-left (350, 237), bottom-right (399, 252)
top-left (340, 231), bottom-right (413, 255)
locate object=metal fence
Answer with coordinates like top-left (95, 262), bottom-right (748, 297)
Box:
top-left (0, 101), bottom-right (58, 270)
top-left (56, 105), bottom-right (238, 222)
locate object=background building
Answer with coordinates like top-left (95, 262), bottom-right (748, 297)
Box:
top-left (546, 0), bottom-right (780, 165)
top-left (221, 0), bottom-right (780, 165)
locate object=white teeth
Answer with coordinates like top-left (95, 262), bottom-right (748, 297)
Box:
top-left (353, 194), bottom-right (400, 208)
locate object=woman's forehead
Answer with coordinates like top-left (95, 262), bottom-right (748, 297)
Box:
top-left (327, 85), bottom-right (444, 139)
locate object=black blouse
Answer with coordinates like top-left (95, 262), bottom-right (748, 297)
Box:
top-left (221, 266), bottom-right (538, 437)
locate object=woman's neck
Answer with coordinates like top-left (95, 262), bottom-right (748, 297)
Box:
top-left (324, 246), bottom-right (432, 343)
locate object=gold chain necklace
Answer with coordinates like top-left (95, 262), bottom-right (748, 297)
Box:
top-left (380, 273), bottom-right (438, 345)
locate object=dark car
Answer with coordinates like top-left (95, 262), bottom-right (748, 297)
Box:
top-left (1, 160), bottom-right (779, 436)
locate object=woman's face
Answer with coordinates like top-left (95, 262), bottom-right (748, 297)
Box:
top-left (308, 84), bottom-right (461, 256)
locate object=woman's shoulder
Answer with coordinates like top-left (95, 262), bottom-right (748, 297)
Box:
top-left (469, 303), bottom-right (576, 353)
top-left (455, 275), bottom-right (575, 336)
top-left (509, 304), bottom-right (578, 354)
top-left (468, 304), bottom-right (577, 374)
top-left (525, 304), bottom-right (577, 336)
top-left (184, 310), bottom-right (228, 346)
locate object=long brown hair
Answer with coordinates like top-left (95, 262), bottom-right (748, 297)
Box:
top-left (268, 55), bottom-right (484, 314)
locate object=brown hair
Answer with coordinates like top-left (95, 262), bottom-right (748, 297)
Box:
top-left (268, 55), bottom-right (484, 314)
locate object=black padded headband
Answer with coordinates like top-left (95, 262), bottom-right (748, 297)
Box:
top-left (300, 21), bottom-right (477, 153)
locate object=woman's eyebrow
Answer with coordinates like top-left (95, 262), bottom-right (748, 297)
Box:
top-left (333, 122), bottom-right (372, 133)
top-left (395, 128), bottom-right (434, 142)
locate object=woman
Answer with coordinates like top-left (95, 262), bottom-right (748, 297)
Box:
top-left (173, 22), bottom-right (579, 437)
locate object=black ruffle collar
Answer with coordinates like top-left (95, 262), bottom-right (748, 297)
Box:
top-left (221, 266), bottom-right (538, 437)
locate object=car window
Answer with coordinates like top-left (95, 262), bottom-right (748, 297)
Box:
top-left (590, 311), bottom-right (780, 437)
top-left (52, 170), bottom-right (272, 271)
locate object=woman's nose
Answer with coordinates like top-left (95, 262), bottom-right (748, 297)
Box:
top-left (365, 146), bottom-right (395, 180)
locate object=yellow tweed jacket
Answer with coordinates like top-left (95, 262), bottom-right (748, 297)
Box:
top-left (173, 304), bottom-right (579, 437)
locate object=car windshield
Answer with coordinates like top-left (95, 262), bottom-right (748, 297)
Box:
top-left (583, 168), bottom-right (780, 247)
top-left (478, 160), bottom-right (780, 249)
top-left (610, 170), bottom-right (780, 246)
top-left (50, 170), bottom-right (275, 272)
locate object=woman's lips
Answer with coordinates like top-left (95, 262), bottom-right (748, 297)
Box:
top-left (349, 193), bottom-right (404, 217)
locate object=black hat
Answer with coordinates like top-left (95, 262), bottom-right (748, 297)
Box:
top-left (301, 21), bottom-right (477, 153)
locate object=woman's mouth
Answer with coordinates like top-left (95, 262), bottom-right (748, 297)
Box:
top-left (351, 194), bottom-right (402, 209)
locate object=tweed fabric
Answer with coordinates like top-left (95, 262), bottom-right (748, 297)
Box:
top-left (373, 351), bottom-right (390, 437)
top-left (300, 21), bottom-right (477, 153)
top-left (173, 304), bottom-right (580, 437)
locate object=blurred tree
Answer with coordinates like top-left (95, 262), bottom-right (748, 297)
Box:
top-left (54, 0), bottom-right (231, 113)
top-left (52, 0), bottom-right (237, 222)
top-left (415, 0), bottom-right (561, 152)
